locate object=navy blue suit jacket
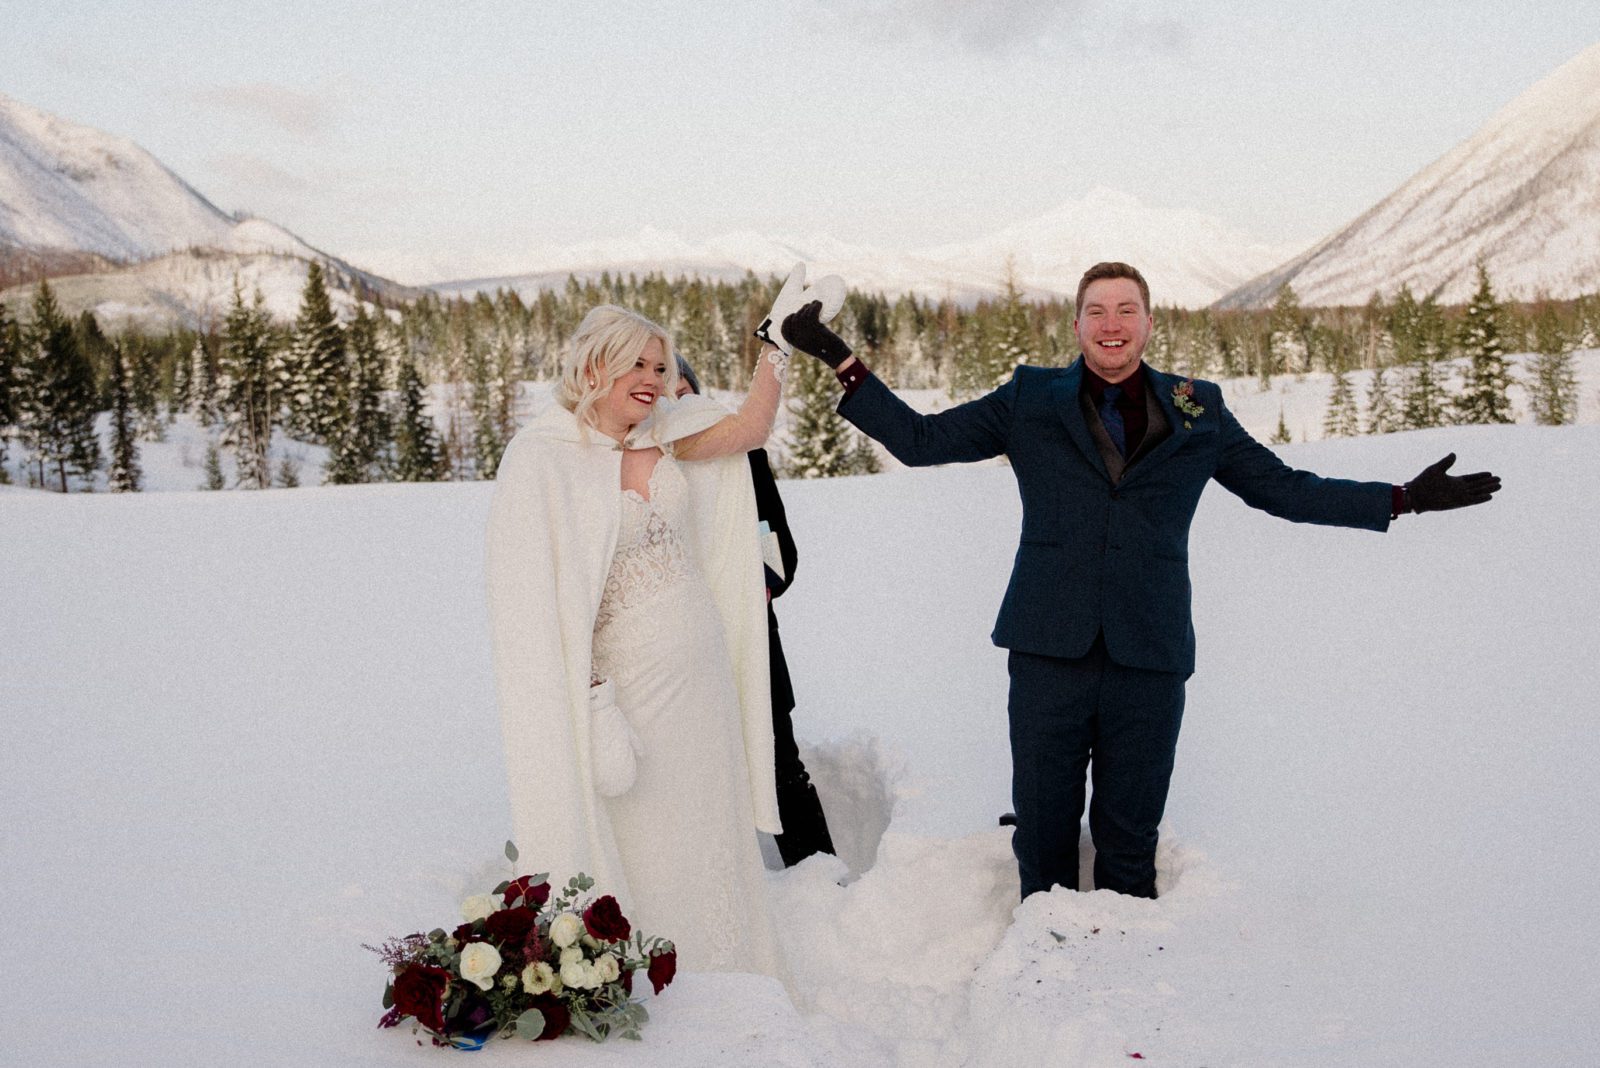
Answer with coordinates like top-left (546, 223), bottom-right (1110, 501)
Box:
top-left (839, 358), bottom-right (1393, 675)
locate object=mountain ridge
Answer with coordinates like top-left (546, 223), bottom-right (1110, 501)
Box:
top-left (1219, 40), bottom-right (1600, 308)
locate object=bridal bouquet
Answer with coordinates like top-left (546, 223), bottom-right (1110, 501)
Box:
top-left (368, 843), bottom-right (677, 1049)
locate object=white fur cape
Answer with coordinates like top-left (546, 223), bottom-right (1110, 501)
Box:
top-left (486, 396), bottom-right (780, 905)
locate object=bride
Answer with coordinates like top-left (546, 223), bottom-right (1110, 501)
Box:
top-left (485, 299), bottom-right (801, 981)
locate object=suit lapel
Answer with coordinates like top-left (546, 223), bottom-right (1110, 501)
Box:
top-left (1120, 366), bottom-right (1192, 486)
top-left (1051, 358), bottom-right (1112, 483)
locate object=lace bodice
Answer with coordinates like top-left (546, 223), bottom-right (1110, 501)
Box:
top-left (593, 455), bottom-right (696, 649)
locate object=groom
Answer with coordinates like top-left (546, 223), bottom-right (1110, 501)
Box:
top-left (782, 261), bottom-right (1500, 900)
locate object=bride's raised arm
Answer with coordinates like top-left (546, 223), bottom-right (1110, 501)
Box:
top-left (671, 345), bottom-right (784, 462)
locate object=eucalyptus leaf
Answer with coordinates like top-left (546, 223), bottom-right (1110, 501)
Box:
top-left (493, 880), bottom-right (510, 895)
top-left (513, 1008), bottom-right (546, 1040)
top-left (505, 840), bottom-right (519, 863)
top-left (428, 928), bottom-right (447, 942)
top-left (382, 982), bottom-right (394, 1010)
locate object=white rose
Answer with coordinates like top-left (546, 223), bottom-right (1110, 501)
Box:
top-left (559, 959), bottom-right (591, 990)
top-left (460, 894), bottom-right (499, 923)
top-left (550, 912), bottom-right (584, 948)
top-left (458, 942), bottom-right (503, 991)
top-left (594, 954), bottom-right (621, 983)
top-left (521, 961), bottom-right (555, 995)
top-left (559, 946), bottom-right (582, 966)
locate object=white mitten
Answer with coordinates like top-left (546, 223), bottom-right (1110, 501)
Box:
top-left (588, 679), bottom-right (643, 798)
top-left (755, 262), bottom-right (847, 355)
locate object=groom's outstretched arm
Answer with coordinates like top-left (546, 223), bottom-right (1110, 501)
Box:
top-left (784, 301), bottom-right (1012, 467)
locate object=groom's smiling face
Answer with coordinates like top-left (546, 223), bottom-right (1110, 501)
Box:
top-left (1074, 278), bottom-right (1153, 383)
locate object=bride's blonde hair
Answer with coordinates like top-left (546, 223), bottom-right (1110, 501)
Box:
top-left (556, 305), bottom-right (680, 436)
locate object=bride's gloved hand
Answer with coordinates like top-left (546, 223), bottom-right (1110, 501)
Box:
top-left (755, 262), bottom-right (846, 355)
top-left (588, 679), bottom-right (644, 797)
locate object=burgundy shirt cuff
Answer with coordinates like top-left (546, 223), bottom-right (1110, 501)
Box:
top-left (836, 358), bottom-right (871, 396)
top-left (1390, 485), bottom-right (1409, 520)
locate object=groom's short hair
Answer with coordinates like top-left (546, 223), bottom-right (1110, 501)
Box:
top-left (1076, 262), bottom-right (1150, 315)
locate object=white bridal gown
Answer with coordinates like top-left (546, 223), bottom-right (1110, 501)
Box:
top-left (590, 451), bottom-right (786, 980)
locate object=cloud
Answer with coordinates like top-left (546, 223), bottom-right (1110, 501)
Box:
top-left (207, 153), bottom-right (314, 196)
top-left (816, 0), bottom-right (1189, 58)
top-left (190, 82), bottom-right (333, 141)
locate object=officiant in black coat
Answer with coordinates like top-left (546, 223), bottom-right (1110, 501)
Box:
top-left (675, 358), bottom-right (836, 866)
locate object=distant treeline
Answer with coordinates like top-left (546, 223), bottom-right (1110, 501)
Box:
top-left (0, 262), bottom-right (1591, 491)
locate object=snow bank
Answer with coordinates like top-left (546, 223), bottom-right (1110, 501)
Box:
top-left (2, 422), bottom-right (1596, 1066)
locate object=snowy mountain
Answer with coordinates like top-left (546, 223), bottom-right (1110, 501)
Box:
top-left (0, 91), bottom-right (236, 258)
top-left (0, 92), bottom-right (418, 325)
top-left (1220, 40), bottom-right (1600, 309)
top-left (431, 189), bottom-right (1299, 310)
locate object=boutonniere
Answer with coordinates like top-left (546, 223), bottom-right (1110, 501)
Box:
top-left (1171, 380), bottom-right (1204, 428)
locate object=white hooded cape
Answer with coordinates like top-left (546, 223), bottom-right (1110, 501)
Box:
top-left (486, 396), bottom-right (780, 906)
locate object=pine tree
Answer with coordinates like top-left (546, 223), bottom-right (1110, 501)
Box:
top-left (283, 261), bottom-right (347, 441)
top-left (326, 306), bottom-right (391, 484)
top-left (202, 440), bottom-right (226, 490)
top-left (275, 455), bottom-right (301, 488)
top-left (952, 269), bottom-right (1029, 398)
top-left (0, 301), bottom-right (17, 478)
top-left (128, 339), bottom-right (164, 440)
top-left (1270, 406), bottom-right (1293, 445)
top-left (1527, 301), bottom-right (1579, 426)
top-left (170, 331), bottom-right (193, 418)
top-left (1453, 262), bottom-right (1515, 425)
top-left (465, 329), bottom-right (515, 479)
top-left (1181, 310), bottom-right (1223, 378)
top-left (392, 356), bottom-right (446, 482)
top-left (1267, 284), bottom-right (1309, 375)
top-left (785, 344), bottom-right (869, 478)
top-left (1145, 308), bottom-right (1175, 371)
top-left (185, 336), bottom-right (220, 426)
top-left (71, 308), bottom-right (112, 390)
top-left (675, 282), bottom-right (729, 389)
top-left (1575, 293), bottom-right (1600, 349)
top-left (18, 280), bottom-right (101, 491)
top-left (1398, 290), bottom-right (1451, 430)
top-left (1322, 367), bottom-right (1361, 438)
top-left (219, 284), bottom-right (279, 489)
top-left (1365, 365), bottom-right (1401, 435)
top-left (106, 343), bottom-right (142, 492)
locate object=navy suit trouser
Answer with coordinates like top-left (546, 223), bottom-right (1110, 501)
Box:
top-left (1007, 634), bottom-right (1187, 899)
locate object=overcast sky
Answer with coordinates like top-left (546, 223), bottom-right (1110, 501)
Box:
top-left (3, 0), bottom-right (1598, 284)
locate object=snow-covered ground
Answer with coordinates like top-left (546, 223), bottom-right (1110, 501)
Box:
top-left (3, 393), bottom-right (1596, 1065)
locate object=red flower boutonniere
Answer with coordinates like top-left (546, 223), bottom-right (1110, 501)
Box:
top-left (1171, 380), bottom-right (1204, 428)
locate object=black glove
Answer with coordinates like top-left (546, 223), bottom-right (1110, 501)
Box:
top-left (1406, 453), bottom-right (1501, 513)
top-left (782, 301), bottom-right (853, 368)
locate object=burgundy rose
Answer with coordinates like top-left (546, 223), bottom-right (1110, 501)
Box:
top-left (392, 963), bottom-right (450, 1033)
top-left (646, 949), bottom-right (677, 995)
top-left (619, 968), bottom-right (633, 995)
top-left (503, 876), bottom-right (551, 909)
top-left (525, 994), bottom-right (571, 1041)
top-left (451, 922), bottom-right (478, 944)
top-left (484, 905), bottom-right (539, 948)
top-left (583, 895), bottom-right (631, 942)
